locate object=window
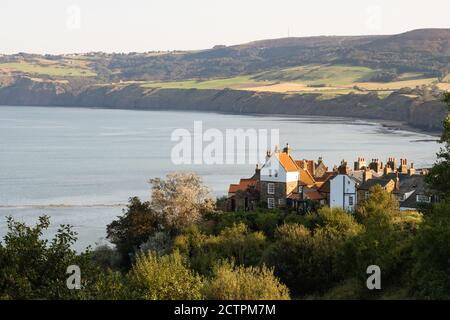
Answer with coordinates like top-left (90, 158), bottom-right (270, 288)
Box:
top-left (298, 186), bottom-right (303, 193)
top-left (274, 170), bottom-right (278, 177)
top-left (348, 196), bottom-right (354, 206)
top-left (278, 198), bottom-right (284, 206)
top-left (365, 191), bottom-right (370, 200)
top-left (267, 198), bottom-right (275, 209)
top-left (269, 169), bottom-right (272, 177)
top-left (267, 183), bottom-right (275, 195)
top-left (416, 195), bottom-right (431, 203)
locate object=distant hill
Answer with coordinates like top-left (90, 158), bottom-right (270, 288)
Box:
top-left (102, 29), bottom-right (449, 81)
top-left (0, 29), bottom-right (449, 83)
top-left (364, 29), bottom-right (450, 53)
top-left (0, 29), bottom-right (448, 134)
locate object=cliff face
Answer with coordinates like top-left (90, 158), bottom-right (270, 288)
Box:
top-left (0, 79), bottom-right (446, 132)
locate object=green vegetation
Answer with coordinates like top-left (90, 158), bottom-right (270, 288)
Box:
top-left (426, 92), bottom-right (450, 198)
top-left (142, 76), bottom-right (272, 90)
top-left (0, 61), bottom-right (96, 77)
top-left (1, 168), bottom-right (449, 300)
top-left (253, 64), bottom-right (379, 86)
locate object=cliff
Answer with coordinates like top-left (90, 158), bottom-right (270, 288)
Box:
top-left (0, 78), bottom-right (446, 132)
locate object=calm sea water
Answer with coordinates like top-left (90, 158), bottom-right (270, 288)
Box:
top-left (0, 106), bottom-right (440, 250)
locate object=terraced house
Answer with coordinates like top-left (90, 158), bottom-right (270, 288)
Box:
top-left (227, 144), bottom-right (435, 213)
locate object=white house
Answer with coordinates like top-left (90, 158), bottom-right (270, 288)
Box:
top-left (329, 174), bottom-right (358, 212)
top-left (259, 148), bottom-right (300, 209)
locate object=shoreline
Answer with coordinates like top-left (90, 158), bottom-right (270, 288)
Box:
top-left (0, 104), bottom-right (442, 137)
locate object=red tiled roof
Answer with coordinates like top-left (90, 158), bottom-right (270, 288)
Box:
top-left (276, 153), bottom-right (299, 172)
top-left (299, 168), bottom-right (316, 186)
top-left (295, 160), bottom-right (315, 176)
top-left (303, 190), bottom-right (324, 200)
top-left (228, 178), bottom-right (257, 194)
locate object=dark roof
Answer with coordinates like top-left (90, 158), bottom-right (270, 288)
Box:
top-left (395, 174), bottom-right (427, 194)
top-left (400, 190), bottom-right (419, 209)
top-left (359, 178), bottom-right (392, 190)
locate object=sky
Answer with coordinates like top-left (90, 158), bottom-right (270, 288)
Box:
top-left (0, 0), bottom-right (449, 54)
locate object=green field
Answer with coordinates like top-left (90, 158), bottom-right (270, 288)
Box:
top-left (142, 76), bottom-right (274, 90)
top-left (139, 63), bottom-right (442, 96)
top-left (0, 61), bottom-right (96, 77)
top-left (253, 64), bottom-right (380, 86)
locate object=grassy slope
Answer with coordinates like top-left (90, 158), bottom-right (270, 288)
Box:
top-left (0, 60), bottom-right (96, 77)
top-left (140, 64), bottom-right (444, 96)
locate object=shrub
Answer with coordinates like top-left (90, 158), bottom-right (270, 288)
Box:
top-left (203, 262), bottom-right (290, 300)
top-left (127, 251), bottom-right (204, 300)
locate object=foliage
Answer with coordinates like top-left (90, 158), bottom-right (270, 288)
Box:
top-left (0, 216), bottom-right (100, 299)
top-left (212, 209), bottom-right (283, 238)
top-left (426, 92), bottom-right (450, 198)
top-left (203, 262), bottom-right (290, 300)
top-left (126, 251), bottom-right (204, 300)
top-left (411, 200), bottom-right (450, 299)
top-left (337, 187), bottom-right (417, 298)
top-left (174, 223), bottom-right (266, 275)
top-left (149, 172), bottom-right (215, 233)
top-left (106, 197), bottom-right (161, 265)
top-left (263, 208), bottom-right (362, 295)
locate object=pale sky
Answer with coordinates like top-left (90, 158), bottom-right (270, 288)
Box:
top-left (0, 0), bottom-right (448, 54)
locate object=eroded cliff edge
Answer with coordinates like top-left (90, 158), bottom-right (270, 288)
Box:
top-left (0, 78), bottom-right (446, 133)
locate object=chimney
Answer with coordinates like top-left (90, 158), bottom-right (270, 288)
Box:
top-left (369, 158), bottom-right (382, 174)
top-left (354, 157), bottom-right (367, 171)
top-left (363, 167), bottom-right (372, 182)
top-left (395, 172), bottom-right (400, 191)
top-left (282, 143), bottom-right (291, 155)
top-left (387, 157), bottom-right (397, 172)
top-left (408, 163), bottom-right (416, 176)
top-left (384, 165), bottom-right (392, 176)
top-left (255, 164), bottom-right (261, 179)
top-left (338, 160), bottom-right (351, 175)
top-left (399, 158), bottom-right (408, 174)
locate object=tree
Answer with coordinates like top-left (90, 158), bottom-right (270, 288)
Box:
top-left (126, 250), bottom-right (204, 300)
top-left (0, 216), bottom-right (99, 300)
top-left (263, 208), bottom-right (362, 295)
top-left (174, 223), bottom-right (266, 275)
top-left (106, 197), bottom-right (162, 265)
top-left (426, 92), bottom-right (450, 198)
top-left (338, 187), bottom-right (417, 298)
top-left (203, 262), bottom-right (290, 300)
top-left (411, 200), bottom-right (450, 299)
top-left (149, 172), bottom-right (215, 233)
top-left (355, 185), bottom-right (400, 225)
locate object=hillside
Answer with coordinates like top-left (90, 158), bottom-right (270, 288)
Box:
top-left (0, 29), bottom-right (448, 133)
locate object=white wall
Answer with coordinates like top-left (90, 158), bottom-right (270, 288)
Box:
top-left (260, 155), bottom-right (299, 182)
top-left (330, 174), bottom-right (357, 212)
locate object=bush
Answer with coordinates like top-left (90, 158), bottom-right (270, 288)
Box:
top-left (203, 262), bottom-right (290, 300)
top-left (264, 209), bottom-right (362, 295)
top-left (410, 200), bottom-right (450, 299)
top-left (127, 251), bottom-right (204, 300)
top-left (174, 223), bottom-right (266, 275)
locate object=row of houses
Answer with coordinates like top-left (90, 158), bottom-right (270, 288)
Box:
top-left (227, 143), bottom-right (434, 213)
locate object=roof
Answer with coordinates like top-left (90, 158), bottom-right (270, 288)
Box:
top-left (276, 152), bottom-right (299, 172)
top-left (287, 190), bottom-right (324, 201)
top-left (391, 174), bottom-right (427, 194)
top-left (298, 168), bottom-right (316, 186)
top-left (359, 178), bottom-right (393, 190)
top-left (228, 178), bottom-right (257, 194)
top-left (295, 160), bottom-right (315, 176)
top-left (303, 190), bottom-right (324, 200)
